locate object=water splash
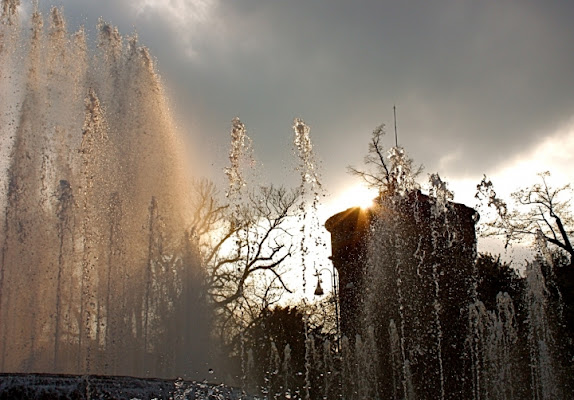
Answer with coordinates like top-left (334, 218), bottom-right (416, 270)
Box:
top-left (428, 173), bottom-right (454, 217)
top-left (0, 7), bottom-right (210, 378)
top-left (467, 294), bottom-right (521, 400)
top-left (293, 118), bottom-right (321, 191)
top-left (292, 118), bottom-right (324, 295)
top-left (1, 0), bottom-right (19, 26)
top-left (525, 262), bottom-right (561, 400)
top-left (386, 146), bottom-right (419, 195)
top-left (224, 117), bottom-right (253, 198)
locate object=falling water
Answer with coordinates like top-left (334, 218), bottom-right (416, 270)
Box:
top-left (282, 344), bottom-right (293, 398)
top-left (321, 338), bottom-right (334, 399)
top-left (292, 118), bottom-right (324, 293)
top-left (355, 168), bottom-right (479, 399)
top-left (467, 293), bottom-right (522, 400)
top-left (525, 261), bottom-right (561, 400)
top-left (293, 118), bottom-right (325, 400)
top-left (224, 116), bottom-right (253, 199)
top-left (0, 4), bottom-right (212, 378)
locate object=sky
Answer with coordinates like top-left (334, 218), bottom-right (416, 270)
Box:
top-left (25, 0), bottom-right (574, 256)
top-left (28, 0), bottom-right (574, 207)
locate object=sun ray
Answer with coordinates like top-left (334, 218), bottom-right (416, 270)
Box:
top-left (333, 183), bottom-right (378, 211)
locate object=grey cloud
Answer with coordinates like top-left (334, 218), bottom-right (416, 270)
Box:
top-left (198, 0), bottom-right (574, 179)
top-left (36, 0), bottom-right (574, 190)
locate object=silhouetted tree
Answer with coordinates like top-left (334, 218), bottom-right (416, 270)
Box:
top-left (347, 123), bottom-right (422, 195)
top-left (476, 172), bottom-right (574, 266)
top-left (475, 253), bottom-right (524, 310)
top-left (475, 172), bottom-right (574, 315)
top-left (189, 179), bottom-right (301, 347)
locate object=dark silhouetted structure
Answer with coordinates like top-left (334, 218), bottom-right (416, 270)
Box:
top-left (326, 190), bottom-right (478, 399)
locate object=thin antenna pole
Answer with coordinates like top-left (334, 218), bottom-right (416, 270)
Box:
top-left (393, 105), bottom-right (398, 147)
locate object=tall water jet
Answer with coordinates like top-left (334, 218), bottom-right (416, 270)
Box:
top-left (292, 118), bottom-right (324, 293)
top-left (0, 4), bottom-right (212, 378)
top-left (524, 261), bottom-right (562, 400)
top-left (360, 188), bottom-right (478, 399)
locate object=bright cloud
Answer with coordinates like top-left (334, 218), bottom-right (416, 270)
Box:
top-left (131, 0), bottom-right (218, 57)
top-left (134, 0), bottom-right (215, 23)
top-left (489, 118), bottom-right (574, 196)
top-left (443, 118), bottom-right (574, 206)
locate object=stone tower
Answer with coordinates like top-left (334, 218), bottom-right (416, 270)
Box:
top-left (326, 190), bottom-right (478, 399)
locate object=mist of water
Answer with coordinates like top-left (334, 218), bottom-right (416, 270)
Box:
top-left (0, 5), bottom-right (212, 378)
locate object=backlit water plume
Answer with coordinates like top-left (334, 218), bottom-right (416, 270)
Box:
top-left (0, 4), bottom-right (211, 378)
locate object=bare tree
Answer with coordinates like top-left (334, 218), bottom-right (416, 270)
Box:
top-left (476, 172), bottom-right (574, 266)
top-left (189, 179), bottom-right (302, 343)
top-left (348, 123), bottom-right (422, 195)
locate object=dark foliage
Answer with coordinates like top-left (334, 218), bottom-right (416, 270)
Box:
top-left (475, 253), bottom-right (524, 310)
top-left (236, 306), bottom-right (336, 399)
top-left (537, 250), bottom-right (574, 391)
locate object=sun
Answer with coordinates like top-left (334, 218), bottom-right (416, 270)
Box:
top-left (333, 183), bottom-right (379, 211)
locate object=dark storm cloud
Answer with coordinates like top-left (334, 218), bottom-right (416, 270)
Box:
top-left (38, 0), bottom-right (574, 188)
top-left (215, 0), bottom-right (574, 178)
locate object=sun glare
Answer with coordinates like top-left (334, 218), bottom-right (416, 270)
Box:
top-left (334, 183), bottom-right (379, 211)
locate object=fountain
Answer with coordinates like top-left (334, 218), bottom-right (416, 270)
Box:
top-left (0, 2), bottom-right (213, 381)
top-left (2, 2), bottom-right (573, 399)
top-left (322, 177), bottom-right (571, 398)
